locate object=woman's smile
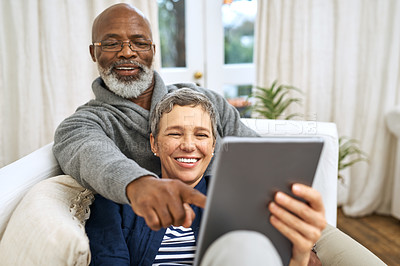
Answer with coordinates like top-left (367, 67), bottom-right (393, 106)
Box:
top-left (175, 157), bottom-right (200, 167)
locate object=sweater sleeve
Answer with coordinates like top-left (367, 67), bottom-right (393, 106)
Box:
top-left (53, 109), bottom-right (157, 204)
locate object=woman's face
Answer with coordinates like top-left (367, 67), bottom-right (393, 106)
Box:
top-left (150, 105), bottom-right (215, 187)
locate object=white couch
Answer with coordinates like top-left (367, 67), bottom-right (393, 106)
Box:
top-left (0, 118), bottom-right (339, 236)
top-left (0, 118), bottom-right (339, 260)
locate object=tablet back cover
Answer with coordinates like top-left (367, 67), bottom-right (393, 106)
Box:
top-left (194, 136), bottom-right (324, 266)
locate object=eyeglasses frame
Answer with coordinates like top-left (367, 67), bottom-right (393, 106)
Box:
top-left (92, 39), bottom-right (153, 52)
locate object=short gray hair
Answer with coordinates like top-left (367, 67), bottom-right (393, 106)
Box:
top-left (150, 88), bottom-right (217, 141)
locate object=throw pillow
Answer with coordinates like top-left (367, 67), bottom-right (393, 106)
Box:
top-left (0, 175), bottom-right (94, 265)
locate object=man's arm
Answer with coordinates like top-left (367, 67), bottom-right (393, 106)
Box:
top-left (54, 108), bottom-right (205, 231)
top-left (53, 110), bottom-right (157, 204)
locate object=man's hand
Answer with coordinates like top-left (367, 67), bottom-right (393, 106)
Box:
top-left (268, 184), bottom-right (326, 266)
top-left (126, 176), bottom-right (206, 230)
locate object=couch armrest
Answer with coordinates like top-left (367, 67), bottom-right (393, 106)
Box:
top-left (0, 143), bottom-right (62, 239)
top-left (385, 106), bottom-right (400, 219)
top-left (241, 118), bottom-right (339, 226)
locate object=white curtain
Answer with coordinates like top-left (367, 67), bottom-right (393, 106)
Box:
top-left (255, 0), bottom-right (400, 217)
top-left (0, 0), bottom-right (160, 167)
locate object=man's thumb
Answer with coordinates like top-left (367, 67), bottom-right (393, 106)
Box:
top-left (182, 203), bottom-right (195, 228)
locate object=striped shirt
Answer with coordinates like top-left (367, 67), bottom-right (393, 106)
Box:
top-left (153, 226), bottom-right (196, 265)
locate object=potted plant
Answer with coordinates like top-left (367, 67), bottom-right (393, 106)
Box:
top-left (250, 80), bottom-right (303, 120)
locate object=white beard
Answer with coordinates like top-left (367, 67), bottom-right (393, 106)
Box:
top-left (97, 60), bottom-right (154, 99)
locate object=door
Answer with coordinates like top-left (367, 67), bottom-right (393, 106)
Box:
top-left (158, 0), bottom-right (257, 115)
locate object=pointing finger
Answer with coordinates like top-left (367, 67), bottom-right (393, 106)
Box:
top-left (181, 186), bottom-right (206, 209)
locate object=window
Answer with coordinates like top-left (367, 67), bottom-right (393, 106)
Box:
top-left (158, 0), bottom-right (186, 68)
top-left (223, 0), bottom-right (257, 64)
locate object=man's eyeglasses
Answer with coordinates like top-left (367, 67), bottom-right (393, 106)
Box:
top-left (92, 39), bottom-right (153, 52)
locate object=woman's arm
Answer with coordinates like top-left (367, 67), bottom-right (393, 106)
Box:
top-left (268, 183), bottom-right (327, 266)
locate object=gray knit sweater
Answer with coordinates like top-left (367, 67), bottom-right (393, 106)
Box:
top-left (53, 72), bottom-right (258, 204)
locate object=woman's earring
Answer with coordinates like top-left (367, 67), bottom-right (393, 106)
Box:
top-left (212, 152), bottom-right (215, 156)
top-left (154, 153), bottom-right (157, 156)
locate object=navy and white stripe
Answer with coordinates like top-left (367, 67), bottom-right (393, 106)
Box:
top-left (153, 226), bottom-right (196, 265)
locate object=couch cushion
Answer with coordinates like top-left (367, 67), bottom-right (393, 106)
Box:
top-left (0, 175), bottom-right (93, 265)
top-left (0, 142), bottom-right (62, 239)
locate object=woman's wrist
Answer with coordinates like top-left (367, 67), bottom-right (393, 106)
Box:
top-left (289, 250), bottom-right (321, 266)
top-left (289, 253), bottom-right (310, 266)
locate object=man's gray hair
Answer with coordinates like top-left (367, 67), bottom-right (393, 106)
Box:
top-left (150, 88), bottom-right (217, 140)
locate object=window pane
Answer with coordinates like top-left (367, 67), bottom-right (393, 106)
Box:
top-left (224, 84), bottom-right (252, 118)
top-left (158, 0), bottom-right (186, 68)
top-left (222, 0), bottom-right (257, 64)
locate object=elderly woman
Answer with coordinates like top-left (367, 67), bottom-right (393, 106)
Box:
top-left (86, 88), bottom-right (325, 266)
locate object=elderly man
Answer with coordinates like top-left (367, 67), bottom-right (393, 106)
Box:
top-left (53, 3), bottom-right (385, 265)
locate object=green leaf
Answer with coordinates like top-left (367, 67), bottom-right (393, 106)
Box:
top-left (338, 136), bottom-right (368, 176)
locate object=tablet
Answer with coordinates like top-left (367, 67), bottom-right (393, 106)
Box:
top-left (194, 136), bottom-right (324, 266)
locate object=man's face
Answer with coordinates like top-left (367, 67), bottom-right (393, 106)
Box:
top-left (90, 6), bottom-right (156, 98)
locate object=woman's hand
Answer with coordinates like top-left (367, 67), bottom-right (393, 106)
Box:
top-left (268, 184), bottom-right (326, 266)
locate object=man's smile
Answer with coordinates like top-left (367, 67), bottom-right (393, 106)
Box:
top-left (114, 64), bottom-right (141, 76)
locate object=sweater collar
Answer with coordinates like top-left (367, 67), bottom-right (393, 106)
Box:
top-left (149, 71), bottom-right (168, 112)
